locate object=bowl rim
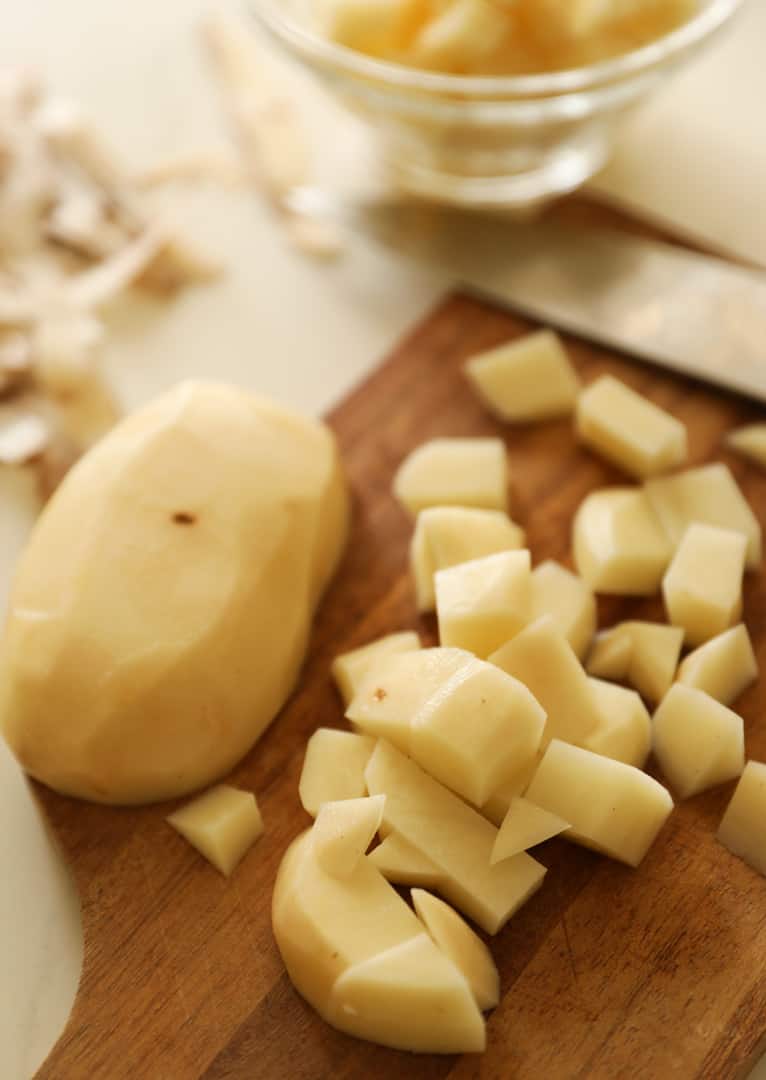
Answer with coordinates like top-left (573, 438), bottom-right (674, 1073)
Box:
top-left (250, 0), bottom-right (743, 98)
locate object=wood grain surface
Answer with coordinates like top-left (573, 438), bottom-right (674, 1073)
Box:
top-left (34, 289), bottom-right (766, 1080)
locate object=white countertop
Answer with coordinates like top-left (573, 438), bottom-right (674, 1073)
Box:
top-left (2, 3), bottom-right (765, 1078)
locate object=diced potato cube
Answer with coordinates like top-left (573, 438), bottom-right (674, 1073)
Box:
top-left (576, 375), bottom-right (687, 479)
top-left (662, 524), bottom-right (747, 646)
top-left (410, 506), bottom-right (525, 612)
top-left (368, 832), bottom-right (444, 889)
top-left (366, 740), bottom-right (546, 934)
top-left (652, 684), bottom-right (744, 800)
top-left (490, 615), bottom-right (599, 748)
top-left (312, 795), bottom-right (386, 878)
top-left (393, 437), bottom-right (508, 515)
top-left (676, 624), bottom-right (758, 706)
top-left (299, 728), bottom-right (376, 817)
top-left (480, 755), bottom-right (541, 827)
top-left (464, 330), bottom-right (580, 423)
top-left (525, 739), bottom-right (673, 867)
top-left (167, 784), bottom-right (264, 876)
top-left (332, 631), bottom-right (421, 706)
top-left (717, 761), bottom-right (766, 876)
top-left (726, 424), bottom-right (766, 469)
top-left (644, 463), bottom-right (761, 570)
top-left (436, 549), bottom-right (531, 659)
top-left (594, 621), bottom-right (683, 705)
top-left (530, 559), bottom-right (596, 661)
top-left (585, 677), bottom-right (651, 768)
top-left (573, 487), bottom-right (671, 595)
top-left (412, 888), bottom-right (500, 1011)
top-left (411, 0), bottom-right (515, 71)
top-left (318, 0), bottom-right (427, 56)
top-left (491, 796), bottom-right (569, 863)
top-left (586, 630), bottom-right (633, 681)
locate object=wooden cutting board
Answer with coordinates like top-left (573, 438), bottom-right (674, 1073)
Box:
top-left (34, 291), bottom-right (766, 1080)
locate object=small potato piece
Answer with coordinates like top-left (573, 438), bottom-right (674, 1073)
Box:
top-left (410, 506), bottom-right (525, 612)
top-left (393, 437), bottom-right (508, 515)
top-left (480, 755), bottom-right (541, 827)
top-left (332, 631), bottom-right (421, 706)
top-left (585, 678), bottom-right (651, 768)
top-left (676, 624), bottom-right (758, 706)
top-left (368, 832), bottom-right (444, 889)
top-left (576, 375), bottom-right (687, 479)
top-left (412, 888), bottom-right (500, 1011)
top-left (318, 0), bottom-right (426, 56)
top-left (167, 784), bottom-right (264, 876)
top-left (436, 550), bottom-right (531, 659)
top-left (490, 616), bottom-right (599, 749)
top-left (299, 729), bottom-right (376, 817)
top-left (597, 622), bottom-right (683, 705)
top-left (312, 795), bottom-right (386, 878)
top-left (464, 330), bottom-right (580, 423)
top-left (411, 0), bottom-right (515, 72)
top-left (717, 761), bottom-right (766, 876)
top-left (662, 524), bottom-right (747, 646)
top-left (573, 487), bottom-right (671, 595)
top-left (644, 463), bottom-right (761, 570)
top-left (491, 797), bottom-right (569, 863)
top-left (530, 559), bottom-right (596, 661)
top-left (652, 684), bottom-right (744, 800)
top-left (586, 630), bottom-right (633, 682)
top-left (726, 424), bottom-right (766, 469)
top-left (526, 739), bottom-right (673, 867)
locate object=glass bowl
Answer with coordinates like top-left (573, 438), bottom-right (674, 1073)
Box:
top-left (251, 0), bottom-right (743, 209)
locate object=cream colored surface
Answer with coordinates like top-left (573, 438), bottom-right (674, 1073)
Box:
top-left (717, 761), bottom-right (766, 876)
top-left (491, 797), bottom-right (570, 863)
top-left (331, 632), bottom-right (421, 705)
top-left (652, 684), bottom-right (744, 800)
top-left (676, 624), bottom-right (758, 705)
top-left (662, 523), bottom-right (747, 646)
top-left (393, 437), bottom-right (509, 514)
top-left (585, 678), bottom-right (651, 768)
top-left (166, 784), bottom-right (264, 876)
top-left (4, 0), bottom-right (766, 1074)
top-left (530, 560), bottom-right (596, 661)
top-left (298, 728), bottom-right (376, 816)
top-left (573, 487), bottom-right (672, 595)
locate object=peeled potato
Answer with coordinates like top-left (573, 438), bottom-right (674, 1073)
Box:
top-left (0, 382), bottom-right (348, 804)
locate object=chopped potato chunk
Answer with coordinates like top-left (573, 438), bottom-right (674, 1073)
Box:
top-left (491, 797), bottom-right (569, 864)
top-left (411, 0), bottom-right (516, 71)
top-left (573, 487), bottom-right (671, 595)
top-left (530, 560), bottom-right (595, 661)
top-left (644, 463), bottom-right (761, 570)
top-left (317, 0), bottom-right (426, 56)
top-left (464, 330), bottom-right (580, 423)
top-left (299, 728), bottom-right (376, 817)
top-left (662, 524), bottom-right (746, 646)
top-left (393, 437), bottom-right (508, 515)
top-left (331, 631), bottom-right (421, 706)
top-left (368, 832), bottom-right (444, 889)
top-left (167, 784), bottom-right (264, 876)
top-left (593, 622), bottom-right (683, 705)
top-left (717, 761), bottom-right (766, 876)
top-left (312, 794), bottom-right (385, 878)
top-left (676, 624), bottom-right (758, 706)
top-left (436, 549), bottom-right (532, 659)
top-left (526, 739), bottom-right (673, 867)
top-left (576, 375), bottom-right (687, 479)
top-left (652, 684), bottom-right (744, 799)
top-left (585, 678), bottom-right (651, 768)
top-left (586, 629), bottom-right (633, 682)
top-left (726, 424), bottom-right (766, 470)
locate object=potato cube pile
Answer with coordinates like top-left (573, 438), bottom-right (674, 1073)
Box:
top-left (274, 327), bottom-right (764, 1056)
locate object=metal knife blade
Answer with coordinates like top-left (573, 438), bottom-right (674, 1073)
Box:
top-left (292, 187), bottom-right (766, 403)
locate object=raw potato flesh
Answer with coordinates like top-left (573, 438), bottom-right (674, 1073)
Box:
top-left (526, 739), bottom-right (673, 867)
top-left (393, 437), bottom-right (508, 515)
top-left (573, 487), bottom-right (671, 595)
top-left (530, 560), bottom-right (596, 661)
top-left (576, 375), bottom-right (687, 479)
top-left (0, 382), bottom-right (348, 804)
top-left (412, 889), bottom-right (500, 1011)
top-left (585, 678), bottom-right (651, 769)
top-left (410, 506), bottom-right (525, 612)
top-left (491, 797), bottom-right (570, 863)
top-left (411, 0), bottom-right (515, 72)
top-left (348, 647), bottom-right (545, 807)
top-left (299, 729), bottom-right (376, 817)
top-left (167, 784), bottom-right (264, 877)
top-left (595, 622), bottom-right (683, 705)
top-left (480, 756), bottom-right (541, 827)
top-left (366, 740), bottom-right (546, 934)
top-left (676, 624), bottom-right (758, 706)
top-left (490, 616), bottom-right (599, 749)
top-left (312, 795), bottom-right (385, 878)
top-left (331, 632), bottom-right (421, 706)
top-left (587, 631), bottom-right (633, 682)
top-left (726, 424), bottom-right (766, 469)
top-left (464, 330), bottom-right (580, 423)
top-left (644, 463), bottom-right (761, 570)
top-left (368, 832), bottom-right (444, 889)
top-left (717, 761), bottom-right (766, 876)
top-left (435, 549), bottom-right (532, 660)
top-left (317, 0), bottom-right (425, 58)
top-left (272, 807), bottom-right (486, 1054)
top-left (652, 684), bottom-right (744, 800)
top-left (662, 524), bottom-right (747, 646)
